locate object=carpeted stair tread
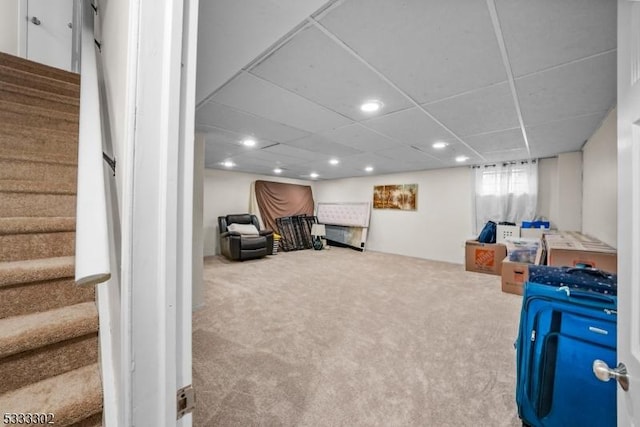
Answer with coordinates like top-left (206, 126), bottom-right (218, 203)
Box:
top-left (0, 81), bottom-right (79, 114)
top-left (0, 158), bottom-right (77, 182)
top-left (0, 64), bottom-right (80, 99)
top-left (0, 53), bottom-right (102, 423)
top-left (0, 100), bottom-right (79, 133)
top-left (0, 301), bottom-right (98, 358)
top-left (0, 217), bottom-right (75, 235)
top-left (0, 363), bottom-right (102, 426)
top-left (0, 333), bottom-right (98, 394)
top-left (0, 217), bottom-right (76, 262)
top-left (70, 412), bottom-right (103, 427)
top-left (0, 148), bottom-right (77, 166)
top-left (0, 51), bottom-right (80, 85)
top-left (0, 277), bottom-right (94, 320)
top-left (0, 121), bottom-right (78, 148)
top-left (0, 193), bottom-right (76, 218)
top-left (0, 179), bottom-right (76, 195)
top-left (0, 231), bottom-right (75, 262)
top-left (0, 256), bottom-right (74, 287)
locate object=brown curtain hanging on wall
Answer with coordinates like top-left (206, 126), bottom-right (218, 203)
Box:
top-left (254, 180), bottom-right (315, 233)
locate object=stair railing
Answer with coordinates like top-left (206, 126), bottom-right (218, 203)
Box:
top-left (75, 0), bottom-right (111, 286)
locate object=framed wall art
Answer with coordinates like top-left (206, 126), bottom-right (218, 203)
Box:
top-left (373, 184), bottom-right (418, 210)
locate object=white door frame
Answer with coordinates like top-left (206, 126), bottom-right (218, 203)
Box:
top-left (120, 0), bottom-right (197, 425)
top-left (617, 0), bottom-right (640, 424)
top-left (17, 0), bottom-right (28, 57)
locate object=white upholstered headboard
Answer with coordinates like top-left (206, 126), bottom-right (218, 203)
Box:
top-left (316, 202), bottom-right (371, 227)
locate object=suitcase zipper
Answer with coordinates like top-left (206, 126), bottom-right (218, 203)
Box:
top-left (531, 330), bottom-right (536, 342)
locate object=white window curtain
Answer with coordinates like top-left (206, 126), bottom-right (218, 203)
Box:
top-left (473, 160), bottom-right (538, 233)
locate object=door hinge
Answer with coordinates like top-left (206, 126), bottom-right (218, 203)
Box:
top-left (177, 385), bottom-right (195, 419)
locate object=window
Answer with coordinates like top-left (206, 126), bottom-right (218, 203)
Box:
top-left (473, 160), bottom-right (538, 233)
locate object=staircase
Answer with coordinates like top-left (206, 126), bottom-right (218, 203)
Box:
top-left (0, 52), bottom-right (103, 426)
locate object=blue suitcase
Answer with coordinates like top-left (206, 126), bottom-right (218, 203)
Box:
top-left (528, 265), bottom-right (617, 296)
top-left (516, 273), bottom-right (617, 426)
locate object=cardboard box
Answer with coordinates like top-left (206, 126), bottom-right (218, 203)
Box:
top-left (465, 240), bottom-right (507, 275)
top-left (544, 231), bottom-right (617, 273)
top-left (521, 228), bottom-right (545, 239)
top-left (501, 259), bottom-right (529, 295)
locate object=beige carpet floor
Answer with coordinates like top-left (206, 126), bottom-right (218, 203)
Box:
top-left (193, 247), bottom-right (523, 426)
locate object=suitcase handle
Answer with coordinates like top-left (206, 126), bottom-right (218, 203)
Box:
top-left (556, 286), bottom-right (616, 305)
top-left (566, 267), bottom-right (612, 279)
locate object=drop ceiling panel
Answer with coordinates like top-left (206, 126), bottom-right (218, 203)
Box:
top-left (199, 1), bottom-right (616, 180)
top-left (196, 101), bottom-right (309, 143)
top-left (262, 143), bottom-right (331, 162)
top-left (375, 146), bottom-right (441, 165)
top-left (408, 140), bottom-right (468, 163)
top-left (424, 83), bottom-right (519, 137)
top-left (296, 160), bottom-right (363, 179)
top-left (481, 148), bottom-right (531, 163)
top-left (363, 107), bottom-right (454, 147)
top-left (336, 152), bottom-right (399, 170)
top-left (250, 25), bottom-right (412, 120)
top-left (285, 134), bottom-right (362, 156)
top-left (240, 147), bottom-right (311, 166)
top-left (516, 51), bottom-right (616, 126)
top-left (319, 0), bottom-right (507, 103)
top-left (427, 144), bottom-right (484, 165)
top-left (210, 72), bottom-right (352, 133)
top-left (319, 124), bottom-right (401, 151)
top-left (527, 113), bottom-right (605, 158)
top-left (195, 0), bottom-right (330, 104)
top-left (463, 128), bottom-right (525, 154)
top-left (495, 0), bottom-right (616, 77)
top-left (199, 126), bottom-right (280, 152)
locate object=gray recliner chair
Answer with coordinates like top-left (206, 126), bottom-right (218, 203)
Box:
top-left (218, 214), bottom-right (274, 261)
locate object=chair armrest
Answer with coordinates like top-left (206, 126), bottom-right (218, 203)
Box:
top-left (220, 231), bottom-right (242, 238)
top-left (259, 229), bottom-right (273, 237)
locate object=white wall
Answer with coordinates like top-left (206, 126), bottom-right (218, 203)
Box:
top-left (537, 157), bottom-right (559, 228)
top-left (95, 1), bottom-right (132, 425)
top-left (203, 168), bottom-right (312, 256)
top-left (0, 0), bottom-right (19, 55)
top-left (97, 0), bottom-right (131, 191)
top-left (582, 108), bottom-right (617, 247)
top-left (195, 0), bottom-right (328, 104)
top-left (556, 152), bottom-right (583, 231)
top-left (193, 134), bottom-right (205, 309)
top-left (314, 167), bottom-right (473, 264)
top-left (202, 158), bottom-right (583, 265)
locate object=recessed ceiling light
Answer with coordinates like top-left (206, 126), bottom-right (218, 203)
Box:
top-left (360, 100), bottom-right (383, 113)
top-left (455, 156), bottom-right (469, 163)
top-left (365, 166), bottom-right (374, 172)
top-left (242, 138), bottom-right (256, 147)
top-left (273, 168), bottom-right (282, 174)
top-left (310, 172), bottom-right (319, 179)
top-left (222, 160), bottom-right (235, 168)
top-left (329, 158), bottom-right (340, 165)
top-left (432, 141), bottom-right (448, 149)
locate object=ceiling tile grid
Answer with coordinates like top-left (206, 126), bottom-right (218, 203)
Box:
top-left (196, 101), bottom-right (309, 142)
top-left (196, 0), bottom-right (617, 180)
top-left (515, 51), bottom-right (616, 127)
top-left (423, 82), bottom-right (520, 137)
top-left (494, 0), bottom-right (617, 77)
top-left (210, 72), bottom-right (353, 133)
top-left (462, 128), bottom-right (526, 154)
top-left (318, 0), bottom-right (508, 103)
top-left (362, 107), bottom-right (455, 148)
top-left (319, 124), bottom-right (403, 152)
top-left (249, 25), bottom-right (413, 120)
